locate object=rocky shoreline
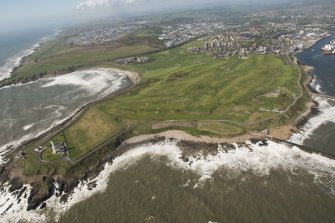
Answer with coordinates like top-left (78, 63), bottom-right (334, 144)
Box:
top-left (1, 134), bottom-right (270, 216)
top-left (0, 119), bottom-right (327, 217)
top-left (0, 118), bottom-right (327, 220)
top-left (0, 68), bottom-right (140, 215)
top-left (0, 48), bottom-right (328, 221)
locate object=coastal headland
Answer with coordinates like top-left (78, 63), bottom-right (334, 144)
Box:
top-left (0, 27), bottom-right (328, 219)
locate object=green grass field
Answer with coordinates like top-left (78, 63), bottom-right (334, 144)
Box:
top-left (43, 41), bottom-right (303, 160)
top-left (65, 107), bottom-right (122, 160)
top-left (40, 149), bottom-right (64, 162)
top-left (101, 47), bottom-right (299, 123)
top-left (13, 34), bottom-right (311, 185)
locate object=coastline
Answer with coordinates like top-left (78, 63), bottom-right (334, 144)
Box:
top-left (289, 41), bottom-right (335, 145)
top-left (1, 58), bottom-right (326, 221)
top-left (2, 34), bottom-right (335, 223)
top-left (267, 54), bottom-right (318, 140)
top-left (0, 68), bottom-right (140, 165)
top-left (0, 43), bottom-right (40, 82)
top-left (272, 36), bottom-right (335, 142)
top-left (0, 31), bottom-right (60, 84)
top-left (2, 131), bottom-right (335, 222)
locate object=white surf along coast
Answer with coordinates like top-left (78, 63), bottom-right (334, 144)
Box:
top-left (1, 69), bottom-right (335, 222)
top-left (0, 32), bottom-right (60, 82)
top-left (0, 43), bottom-right (40, 81)
top-left (1, 34), bottom-right (334, 223)
top-left (0, 68), bottom-right (132, 166)
top-left (1, 139), bottom-right (335, 222)
top-left (289, 59), bottom-right (335, 144)
top-left (289, 95), bottom-right (335, 144)
top-left (309, 75), bottom-right (323, 94)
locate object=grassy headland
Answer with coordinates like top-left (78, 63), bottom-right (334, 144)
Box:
top-left (15, 39), bottom-right (309, 172)
top-left (0, 33), bottom-right (310, 202)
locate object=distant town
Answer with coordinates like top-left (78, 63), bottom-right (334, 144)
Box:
top-left (64, 24), bottom-right (137, 46)
top-left (61, 3), bottom-right (334, 61)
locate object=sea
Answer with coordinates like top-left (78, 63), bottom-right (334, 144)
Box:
top-left (0, 29), bottom-right (131, 165)
top-left (291, 34), bottom-right (335, 154)
top-left (0, 28), bottom-right (57, 81)
top-left (0, 31), bottom-right (335, 223)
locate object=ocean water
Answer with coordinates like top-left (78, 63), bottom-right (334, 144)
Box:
top-left (2, 140), bottom-right (335, 223)
top-left (0, 28), bottom-right (59, 82)
top-left (0, 69), bottom-right (130, 165)
top-left (0, 28), bottom-right (56, 66)
top-left (1, 31), bottom-right (335, 223)
top-left (294, 34), bottom-right (335, 154)
top-left (53, 140), bottom-right (335, 223)
top-left (297, 34), bottom-right (335, 96)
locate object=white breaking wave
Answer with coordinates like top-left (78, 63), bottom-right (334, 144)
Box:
top-left (0, 44), bottom-right (39, 82)
top-left (41, 68), bottom-right (127, 95)
top-left (23, 124), bottom-right (34, 131)
top-left (309, 75), bottom-right (323, 94)
top-left (1, 139), bottom-right (335, 222)
top-left (290, 96), bottom-right (335, 144)
top-left (0, 184), bottom-right (45, 223)
top-left (0, 69), bottom-right (128, 166)
top-left (0, 34), bottom-right (57, 82)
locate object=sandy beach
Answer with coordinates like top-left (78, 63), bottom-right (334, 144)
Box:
top-left (124, 130), bottom-right (267, 145)
top-left (106, 67), bottom-right (140, 85)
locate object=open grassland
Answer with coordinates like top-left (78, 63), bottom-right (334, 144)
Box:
top-left (102, 50), bottom-right (300, 123)
top-left (197, 122), bottom-right (245, 136)
top-left (39, 133), bottom-right (66, 161)
top-left (44, 42), bottom-right (303, 159)
top-left (40, 149), bottom-right (64, 162)
top-left (65, 107), bottom-right (121, 160)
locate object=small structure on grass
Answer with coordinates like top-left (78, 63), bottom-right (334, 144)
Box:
top-left (50, 140), bottom-right (67, 154)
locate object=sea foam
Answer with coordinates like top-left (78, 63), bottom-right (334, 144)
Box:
top-left (309, 75), bottom-right (323, 93)
top-left (0, 34), bottom-right (58, 82)
top-left (290, 96), bottom-right (335, 144)
top-left (0, 44), bottom-right (39, 81)
top-left (41, 69), bottom-right (127, 95)
top-left (1, 139), bottom-right (334, 222)
top-left (0, 69), bottom-right (128, 166)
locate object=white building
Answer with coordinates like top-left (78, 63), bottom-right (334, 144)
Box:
top-left (50, 141), bottom-right (58, 154)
